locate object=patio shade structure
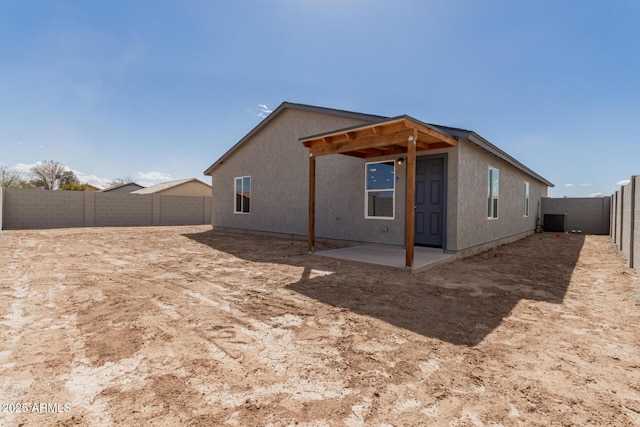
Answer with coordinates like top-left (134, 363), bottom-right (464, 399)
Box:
top-left (300, 116), bottom-right (458, 268)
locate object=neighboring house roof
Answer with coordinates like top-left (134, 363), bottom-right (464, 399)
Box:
top-left (205, 102), bottom-right (553, 187)
top-left (203, 102), bottom-right (386, 175)
top-left (99, 182), bottom-right (145, 192)
top-left (131, 178), bottom-right (211, 194)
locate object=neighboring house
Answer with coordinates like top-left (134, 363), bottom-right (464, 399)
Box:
top-left (131, 178), bottom-right (211, 197)
top-left (100, 182), bottom-right (145, 193)
top-left (204, 102), bottom-right (553, 266)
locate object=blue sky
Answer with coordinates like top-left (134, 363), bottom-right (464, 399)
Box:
top-left (1, 0), bottom-right (638, 194)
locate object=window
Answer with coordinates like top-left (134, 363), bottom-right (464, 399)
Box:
top-left (487, 167), bottom-right (499, 219)
top-left (234, 176), bottom-right (251, 213)
top-left (524, 181), bottom-right (530, 217)
top-left (365, 161), bottom-right (395, 219)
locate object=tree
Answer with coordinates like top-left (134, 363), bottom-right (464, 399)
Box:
top-left (0, 165), bottom-right (28, 188)
top-left (30, 160), bottom-right (66, 190)
top-left (60, 181), bottom-right (95, 191)
top-left (108, 175), bottom-right (135, 187)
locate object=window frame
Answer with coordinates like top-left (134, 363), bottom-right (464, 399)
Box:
top-left (524, 181), bottom-right (530, 217)
top-left (364, 160), bottom-right (395, 220)
top-left (487, 167), bottom-right (499, 219)
top-left (234, 176), bottom-right (251, 214)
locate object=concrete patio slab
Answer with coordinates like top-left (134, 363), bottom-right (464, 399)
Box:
top-left (315, 243), bottom-right (456, 273)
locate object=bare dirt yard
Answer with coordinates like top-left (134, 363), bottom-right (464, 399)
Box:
top-left (1, 226), bottom-right (639, 426)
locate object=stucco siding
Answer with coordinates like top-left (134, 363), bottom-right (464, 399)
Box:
top-left (455, 139), bottom-right (546, 252)
top-left (211, 108), bottom-right (377, 239)
top-left (157, 181), bottom-right (211, 197)
top-left (315, 153), bottom-right (406, 245)
top-left (210, 107), bottom-right (462, 246)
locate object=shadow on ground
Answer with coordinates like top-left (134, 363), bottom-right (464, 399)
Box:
top-left (183, 230), bottom-right (585, 346)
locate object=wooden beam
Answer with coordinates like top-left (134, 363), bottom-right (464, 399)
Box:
top-left (308, 154), bottom-right (316, 253)
top-left (345, 131), bottom-right (356, 140)
top-left (426, 141), bottom-right (455, 150)
top-left (310, 129), bottom-right (413, 157)
top-left (406, 131), bottom-right (417, 268)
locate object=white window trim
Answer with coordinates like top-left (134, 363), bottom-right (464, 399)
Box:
top-left (524, 181), bottom-right (530, 217)
top-left (234, 176), bottom-right (251, 214)
top-left (364, 160), bottom-right (395, 220)
top-left (488, 166), bottom-right (499, 220)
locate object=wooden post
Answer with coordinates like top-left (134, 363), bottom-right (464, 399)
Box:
top-left (405, 131), bottom-right (417, 268)
top-left (308, 153), bottom-right (316, 253)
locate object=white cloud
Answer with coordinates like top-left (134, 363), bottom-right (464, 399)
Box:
top-left (617, 179), bottom-right (631, 186)
top-left (247, 104), bottom-right (273, 118)
top-left (589, 193), bottom-right (606, 198)
top-left (13, 162), bottom-right (37, 173)
top-left (70, 169), bottom-right (111, 189)
top-left (564, 183), bottom-right (575, 187)
top-left (137, 171), bottom-right (173, 181)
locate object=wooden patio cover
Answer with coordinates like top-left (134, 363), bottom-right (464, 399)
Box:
top-left (300, 117), bottom-right (458, 268)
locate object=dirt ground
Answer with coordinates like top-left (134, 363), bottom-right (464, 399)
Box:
top-left (0, 226), bottom-right (639, 427)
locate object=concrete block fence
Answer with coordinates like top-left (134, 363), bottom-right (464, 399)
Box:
top-left (611, 175), bottom-right (639, 271)
top-left (540, 197), bottom-right (611, 235)
top-left (0, 188), bottom-right (211, 230)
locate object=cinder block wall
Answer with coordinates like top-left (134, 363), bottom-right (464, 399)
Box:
top-left (3, 188), bottom-right (85, 229)
top-left (622, 183), bottom-right (633, 261)
top-left (95, 193), bottom-right (153, 226)
top-left (1, 188), bottom-right (212, 229)
top-left (159, 195), bottom-right (210, 225)
top-left (541, 197), bottom-right (611, 235)
top-left (635, 176), bottom-right (640, 270)
top-left (0, 187), bottom-right (4, 233)
top-left (610, 175), bottom-right (639, 271)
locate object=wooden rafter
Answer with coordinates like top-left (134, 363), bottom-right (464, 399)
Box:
top-left (301, 116), bottom-right (456, 158)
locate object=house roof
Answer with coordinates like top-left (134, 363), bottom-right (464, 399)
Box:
top-left (99, 182), bottom-right (145, 192)
top-left (205, 102), bottom-right (553, 187)
top-left (131, 178), bottom-right (211, 194)
top-left (203, 102), bottom-right (386, 175)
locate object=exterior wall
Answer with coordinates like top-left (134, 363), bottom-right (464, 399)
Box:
top-left (157, 181), bottom-right (211, 197)
top-left (210, 108), bottom-right (463, 247)
top-left (1, 188), bottom-right (211, 229)
top-left (541, 197), bottom-right (611, 235)
top-left (210, 111), bottom-right (550, 252)
top-left (454, 139), bottom-right (547, 254)
top-left (212, 108), bottom-right (387, 242)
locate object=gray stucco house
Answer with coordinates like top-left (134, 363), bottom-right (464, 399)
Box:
top-left (204, 102), bottom-right (553, 267)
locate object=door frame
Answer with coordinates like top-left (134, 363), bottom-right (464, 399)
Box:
top-left (414, 153), bottom-right (448, 249)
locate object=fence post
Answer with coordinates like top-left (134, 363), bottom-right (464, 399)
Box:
top-left (630, 176), bottom-right (636, 268)
top-left (0, 187), bottom-right (4, 232)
